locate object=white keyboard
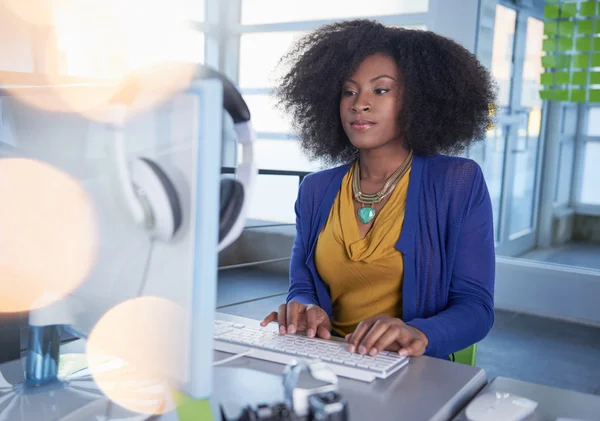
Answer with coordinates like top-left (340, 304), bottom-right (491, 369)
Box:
top-left (213, 319), bottom-right (409, 382)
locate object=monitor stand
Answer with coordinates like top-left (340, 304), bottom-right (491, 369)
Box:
top-left (0, 327), bottom-right (131, 420)
top-left (0, 332), bottom-right (216, 421)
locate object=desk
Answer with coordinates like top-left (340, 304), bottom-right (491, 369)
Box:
top-left (451, 377), bottom-right (600, 421)
top-left (0, 313), bottom-right (487, 421)
top-left (213, 313), bottom-right (488, 421)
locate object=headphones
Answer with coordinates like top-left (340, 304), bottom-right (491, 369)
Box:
top-left (109, 64), bottom-right (255, 252)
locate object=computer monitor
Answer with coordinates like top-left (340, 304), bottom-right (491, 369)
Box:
top-left (0, 68), bottom-right (254, 420)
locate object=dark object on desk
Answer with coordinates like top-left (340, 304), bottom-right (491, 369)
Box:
top-left (220, 391), bottom-right (347, 421)
top-left (221, 401), bottom-right (298, 421)
top-left (307, 391), bottom-right (348, 421)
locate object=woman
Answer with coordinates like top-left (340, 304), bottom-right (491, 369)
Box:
top-left (260, 19), bottom-right (496, 360)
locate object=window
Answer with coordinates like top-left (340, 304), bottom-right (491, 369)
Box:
top-left (561, 106), bottom-right (578, 136)
top-left (53, 1), bottom-right (205, 78)
top-left (240, 139), bottom-right (324, 172)
top-left (555, 140), bottom-right (575, 206)
top-left (581, 142), bottom-right (600, 205)
top-left (243, 94), bottom-right (293, 134)
top-left (521, 17), bottom-right (544, 111)
top-left (586, 107), bottom-right (600, 136)
top-left (490, 5), bottom-right (517, 108)
top-left (239, 31), bottom-right (307, 89)
top-left (247, 175), bottom-right (299, 223)
top-left (182, 0), bottom-right (205, 22)
top-left (241, 0), bottom-right (429, 25)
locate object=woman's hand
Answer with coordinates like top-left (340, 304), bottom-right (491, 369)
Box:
top-left (345, 314), bottom-right (428, 357)
top-left (260, 301), bottom-right (331, 339)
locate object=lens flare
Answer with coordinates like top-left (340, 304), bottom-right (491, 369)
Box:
top-left (0, 158), bottom-right (97, 312)
top-left (0, 0), bottom-right (201, 122)
top-left (1, 0), bottom-right (55, 26)
top-left (86, 297), bottom-right (188, 415)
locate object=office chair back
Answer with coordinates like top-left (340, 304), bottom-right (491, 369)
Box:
top-left (452, 344), bottom-right (477, 366)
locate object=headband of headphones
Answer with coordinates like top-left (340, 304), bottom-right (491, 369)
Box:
top-left (195, 65), bottom-right (256, 251)
top-left (109, 64), bottom-right (256, 251)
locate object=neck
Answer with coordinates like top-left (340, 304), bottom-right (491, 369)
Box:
top-left (358, 142), bottom-right (410, 182)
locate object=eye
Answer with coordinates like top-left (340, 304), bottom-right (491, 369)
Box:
top-left (375, 89), bottom-right (390, 95)
top-left (343, 90), bottom-right (357, 97)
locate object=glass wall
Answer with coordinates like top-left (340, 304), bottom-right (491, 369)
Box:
top-left (470, 2), bottom-right (546, 256)
top-left (581, 143), bottom-right (600, 205)
top-left (509, 16), bottom-right (544, 237)
top-left (234, 0), bottom-right (431, 222)
top-left (231, 0), bottom-right (599, 242)
top-left (474, 4), bottom-right (517, 241)
top-left (580, 109), bottom-right (600, 205)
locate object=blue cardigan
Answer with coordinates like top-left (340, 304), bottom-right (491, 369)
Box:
top-left (286, 153), bottom-right (495, 359)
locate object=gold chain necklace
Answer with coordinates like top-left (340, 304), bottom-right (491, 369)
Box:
top-left (352, 150), bottom-right (413, 224)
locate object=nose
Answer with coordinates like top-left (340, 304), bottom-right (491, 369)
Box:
top-left (351, 94), bottom-right (370, 113)
top-left (352, 104), bottom-right (370, 113)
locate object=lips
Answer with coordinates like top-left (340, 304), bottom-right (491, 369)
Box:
top-left (350, 120), bottom-right (376, 131)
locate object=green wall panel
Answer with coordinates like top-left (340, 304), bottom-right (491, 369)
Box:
top-left (578, 19), bottom-right (595, 34)
top-left (560, 20), bottom-right (576, 34)
top-left (589, 88), bottom-right (600, 100)
top-left (545, 4), bottom-right (561, 17)
top-left (572, 71), bottom-right (588, 84)
top-left (541, 0), bottom-right (600, 102)
top-left (590, 71), bottom-right (600, 82)
top-left (563, 3), bottom-right (579, 17)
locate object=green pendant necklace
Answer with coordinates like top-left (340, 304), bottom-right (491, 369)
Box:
top-left (352, 151), bottom-right (413, 224)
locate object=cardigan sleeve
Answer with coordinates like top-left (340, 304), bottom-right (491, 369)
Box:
top-left (406, 164), bottom-right (495, 357)
top-left (286, 179), bottom-right (320, 307)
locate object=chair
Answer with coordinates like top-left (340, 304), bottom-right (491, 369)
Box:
top-left (452, 344), bottom-right (477, 366)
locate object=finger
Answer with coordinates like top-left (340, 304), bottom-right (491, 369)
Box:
top-left (286, 301), bottom-right (303, 334)
top-left (305, 306), bottom-right (326, 338)
top-left (317, 325), bottom-right (331, 340)
top-left (399, 338), bottom-right (427, 357)
top-left (260, 311), bottom-right (278, 327)
top-left (345, 334), bottom-right (352, 343)
top-left (385, 341), bottom-right (401, 352)
top-left (393, 327), bottom-right (415, 348)
top-left (358, 320), bottom-right (390, 356)
top-left (349, 319), bottom-right (375, 353)
top-left (277, 304), bottom-right (287, 335)
top-left (370, 327), bottom-right (402, 356)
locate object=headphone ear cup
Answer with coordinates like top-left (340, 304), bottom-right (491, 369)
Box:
top-left (133, 157), bottom-right (182, 241)
top-left (219, 178), bottom-right (245, 244)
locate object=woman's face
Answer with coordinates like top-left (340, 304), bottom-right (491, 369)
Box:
top-left (340, 53), bottom-right (403, 151)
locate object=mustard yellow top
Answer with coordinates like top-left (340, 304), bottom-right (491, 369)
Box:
top-left (314, 163), bottom-right (410, 337)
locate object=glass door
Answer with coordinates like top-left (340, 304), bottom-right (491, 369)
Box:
top-left (503, 15), bottom-right (545, 255)
top-left (470, 4), bottom-right (545, 256)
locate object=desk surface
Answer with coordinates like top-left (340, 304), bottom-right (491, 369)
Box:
top-left (451, 376), bottom-right (600, 421)
top-left (213, 313), bottom-right (488, 421)
top-left (0, 313), bottom-right (487, 421)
